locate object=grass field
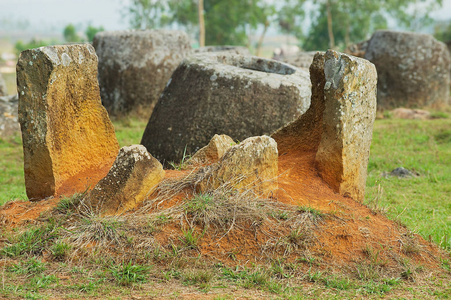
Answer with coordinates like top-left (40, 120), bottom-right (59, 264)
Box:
top-left (0, 114), bottom-right (450, 299)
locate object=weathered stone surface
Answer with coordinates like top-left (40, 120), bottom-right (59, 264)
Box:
top-left (93, 30), bottom-right (192, 117)
top-left (187, 134), bottom-right (235, 167)
top-left (84, 145), bottom-right (164, 216)
top-left (364, 30), bottom-right (450, 109)
top-left (141, 53), bottom-right (311, 165)
top-left (392, 108), bottom-right (431, 120)
top-left (194, 46), bottom-right (250, 55)
top-left (273, 50), bottom-right (377, 202)
top-left (276, 51), bottom-right (317, 70)
top-left (0, 94), bottom-right (19, 138)
top-left (17, 44), bottom-right (120, 200)
top-left (0, 73), bottom-right (7, 96)
top-left (196, 136), bottom-right (278, 197)
top-left (315, 50), bottom-right (377, 202)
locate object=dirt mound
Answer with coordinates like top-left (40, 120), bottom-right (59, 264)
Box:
top-left (0, 148), bottom-right (444, 273)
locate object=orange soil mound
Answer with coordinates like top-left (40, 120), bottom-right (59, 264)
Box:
top-left (0, 149), bottom-right (444, 269)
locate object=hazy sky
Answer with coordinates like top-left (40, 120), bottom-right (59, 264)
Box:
top-left (1, 0), bottom-right (451, 33)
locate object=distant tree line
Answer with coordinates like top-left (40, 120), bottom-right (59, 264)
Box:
top-left (124, 0), bottom-right (444, 52)
top-left (14, 23), bottom-right (104, 56)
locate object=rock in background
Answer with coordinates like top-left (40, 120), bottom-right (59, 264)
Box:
top-left (93, 30), bottom-right (192, 117)
top-left (0, 94), bottom-right (19, 138)
top-left (364, 30), bottom-right (450, 110)
top-left (17, 44), bottom-right (120, 200)
top-left (0, 73), bottom-right (7, 96)
top-left (84, 145), bottom-right (164, 216)
top-left (141, 53), bottom-right (311, 165)
top-left (275, 51), bottom-right (317, 70)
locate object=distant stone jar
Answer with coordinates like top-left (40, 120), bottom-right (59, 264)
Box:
top-left (141, 53), bottom-right (311, 165)
top-left (364, 30), bottom-right (450, 110)
top-left (93, 30), bottom-right (192, 117)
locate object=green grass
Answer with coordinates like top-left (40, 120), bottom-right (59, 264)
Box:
top-left (0, 134), bottom-right (26, 202)
top-left (365, 117), bottom-right (451, 250)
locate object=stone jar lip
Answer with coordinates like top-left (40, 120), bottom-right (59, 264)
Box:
top-left (183, 53), bottom-right (309, 93)
top-left (188, 53), bottom-right (299, 76)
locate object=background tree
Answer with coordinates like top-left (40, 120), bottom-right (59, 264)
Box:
top-left (125, 0), bottom-right (169, 29)
top-left (281, 0), bottom-right (443, 51)
top-left (85, 25), bottom-right (105, 42)
top-left (434, 20), bottom-right (451, 42)
top-left (168, 0), bottom-right (274, 47)
top-left (63, 24), bottom-right (80, 43)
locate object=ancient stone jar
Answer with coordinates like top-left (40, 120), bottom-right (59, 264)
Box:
top-left (364, 30), bottom-right (450, 110)
top-left (194, 46), bottom-right (250, 56)
top-left (93, 30), bottom-right (192, 117)
top-left (141, 53), bottom-right (311, 165)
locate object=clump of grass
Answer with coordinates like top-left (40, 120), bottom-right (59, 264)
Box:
top-left (62, 214), bottom-right (126, 250)
top-left (1, 220), bottom-right (60, 257)
top-left (8, 257), bottom-right (46, 275)
top-left (182, 269), bottom-right (214, 289)
top-left (50, 241), bottom-right (72, 260)
top-left (55, 193), bottom-right (83, 214)
top-left (297, 206), bottom-right (323, 220)
top-left (109, 261), bottom-right (150, 286)
top-left (168, 146), bottom-right (191, 170)
top-left (180, 228), bottom-right (202, 250)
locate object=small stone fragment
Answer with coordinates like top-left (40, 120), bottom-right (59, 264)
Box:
top-left (196, 135), bottom-right (278, 197)
top-left (187, 134), bottom-right (236, 167)
top-left (17, 44), bottom-right (120, 200)
top-left (383, 167), bottom-right (419, 178)
top-left (391, 108), bottom-right (431, 120)
top-left (84, 145), bottom-right (165, 216)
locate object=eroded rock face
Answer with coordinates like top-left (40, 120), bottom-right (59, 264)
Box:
top-left (315, 50), bottom-right (377, 202)
top-left (0, 94), bottom-right (19, 138)
top-left (187, 134), bottom-right (236, 167)
top-left (141, 53), bottom-right (311, 165)
top-left (17, 44), bottom-right (120, 200)
top-left (364, 30), bottom-right (450, 109)
top-left (273, 50), bottom-right (377, 202)
top-left (84, 145), bottom-right (164, 216)
top-left (194, 46), bottom-right (250, 55)
top-left (196, 135), bottom-right (278, 197)
top-left (93, 30), bottom-right (192, 117)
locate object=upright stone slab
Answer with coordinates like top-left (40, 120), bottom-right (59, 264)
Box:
top-left (364, 30), bottom-right (450, 109)
top-left (315, 50), bottom-right (377, 201)
top-left (273, 50), bottom-right (377, 202)
top-left (17, 44), bottom-right (120, 200)
top-left (93, 30), bottom-right (192, 117)
top-left (0, 94), bottom-right (19, 138)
